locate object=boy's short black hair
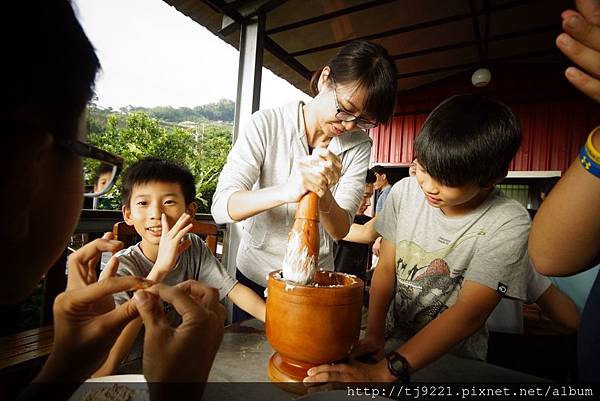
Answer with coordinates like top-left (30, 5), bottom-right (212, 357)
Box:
top-left (414, 94), bottom-right (521, 187)
top-left (94, 163), bottom-right (114, 183)
top-left (370, 165), bottom-right (386, 176)
top-left (121, 158), bottom-right (196, 207)
top-left (365, 169), bottom-right (376, 184)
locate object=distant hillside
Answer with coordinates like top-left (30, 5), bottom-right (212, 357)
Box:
top-left (93, 98), bottom-right (236, 124)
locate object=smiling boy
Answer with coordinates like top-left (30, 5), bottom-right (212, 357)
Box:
top-left (305, 94), bottom-right (530, 384)
top-left (95, 157), bottom-right (265, 375)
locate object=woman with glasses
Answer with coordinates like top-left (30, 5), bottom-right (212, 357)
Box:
top-left (212, 39), bottom-right (397, 320)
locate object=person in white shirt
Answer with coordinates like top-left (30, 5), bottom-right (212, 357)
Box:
top-left (211, 40), bottom-right (398, 320)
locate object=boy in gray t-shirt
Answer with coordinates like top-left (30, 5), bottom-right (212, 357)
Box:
top-left (304, 95), bottom-right (531, 384)
top-left (94, 158), bottom-right (265, 376)
top-left (376, 176), bottom-right (530, 361)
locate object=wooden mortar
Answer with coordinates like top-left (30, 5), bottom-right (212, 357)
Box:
top-left (265, 270), bottom-right (364, 393)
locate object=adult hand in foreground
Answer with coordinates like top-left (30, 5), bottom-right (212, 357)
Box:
top-left (34, 276), bottom-right (150, 383)
top-left (136, 281), bottom-right (226, 383)
top-left (557, 0), bottom-right (600, 102)
top-left (66, 232), bottom-right (126, 317)
top-left (67, 232), bottom-right (124, 291)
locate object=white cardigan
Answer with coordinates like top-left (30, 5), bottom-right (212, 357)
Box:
top-left (211, 101), bottom-right (372, 287)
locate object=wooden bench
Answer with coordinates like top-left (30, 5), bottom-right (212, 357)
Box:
top-left (113, 220), bottom-right (218, 255)
top-left (0, 326), bottom-right (53, 374)
top-left (0, 325), bottom-right (54, 398)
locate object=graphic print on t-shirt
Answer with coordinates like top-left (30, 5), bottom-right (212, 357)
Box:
top-left (391, 231), bottom-right (485, 333)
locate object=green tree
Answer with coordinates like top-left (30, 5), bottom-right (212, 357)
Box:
top-left (87, 109), bottom-right (232, 212)
top-left (191, 124), bottom-right (232, 209)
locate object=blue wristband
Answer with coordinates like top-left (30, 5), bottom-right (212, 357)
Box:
top-left (578, 145), bottom-right (600, 179)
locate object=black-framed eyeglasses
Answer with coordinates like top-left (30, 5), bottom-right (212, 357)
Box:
top-left (55, 137), bottom-right (123, 198)
top-left (331, 77), bottom-right (378, 130)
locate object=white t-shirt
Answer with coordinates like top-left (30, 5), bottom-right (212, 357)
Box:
top-left (211, 101), bottom-right (372, 287)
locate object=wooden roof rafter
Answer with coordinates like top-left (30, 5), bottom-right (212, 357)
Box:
top-left (391, 24), bottom-right (559, 61)
top-left (396, 48), bottom-right (562, 80)
top-left (287, 0), bottom-right (545, 58)
top-left (202, 0), bottom-right (312, 79)
top-left (164, 0), bottom-right (572, 93)
top-left (265, 0), bottom-right (398, 35)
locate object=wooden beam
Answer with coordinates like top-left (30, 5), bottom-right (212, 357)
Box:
top-left (265, 38), bottom-right (312, 79)
top-left (218, 1), bottom-right (292, 39)
top-left (396, 48), bottom-right (561, 79)
top-left (205, 0), bottom-right (312, 79)
top-left (483, 0), bottom-right (491, 61)
top-left (265, 0), bottom-right (398, 35)
top-left (224, 0), bottom-right (290, 16)
top-left (259, 0), bottom-right (290, 14)
top-left (288, 0), bottom-right (544, 57)
top-left (393, 40), bottom-right (478, 61)
top-left (397, 61), bottom-right (480, 80)
top-left (469, 0), bottom-right (484, 62)
top-left (391, 24), bottom-right (558, 61)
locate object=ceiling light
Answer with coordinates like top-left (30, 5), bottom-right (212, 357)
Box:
top-left (471, 68), bottom-right (492, 87)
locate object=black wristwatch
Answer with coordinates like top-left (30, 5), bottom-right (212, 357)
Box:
top-left (385, 351), bottom-right (411, 383)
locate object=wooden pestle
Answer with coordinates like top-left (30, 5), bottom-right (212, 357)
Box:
top-left (293, 191), bottom-right (320, 256)
top-left (281, 192), bottom-right (320, 284)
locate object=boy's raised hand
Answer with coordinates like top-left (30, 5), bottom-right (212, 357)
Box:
top-left (151, 213), bottom-right (193, 280)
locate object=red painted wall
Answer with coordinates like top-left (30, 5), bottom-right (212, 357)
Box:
top-left (370, 63), bottom-right (600, 172)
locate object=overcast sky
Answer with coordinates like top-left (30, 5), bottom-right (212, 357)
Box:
top-left (73, 0), bottom-right (311, 110)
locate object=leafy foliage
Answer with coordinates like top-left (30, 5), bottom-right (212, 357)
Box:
top-left (86, 106), bottom-right (232, 212)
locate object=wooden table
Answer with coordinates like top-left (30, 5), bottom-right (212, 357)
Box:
top-left (202, 319), bottom-right (550, 400)
top-left (111, 319), bottom-right (552, 401)
top-left (206, 319), bottom-right (548, 383)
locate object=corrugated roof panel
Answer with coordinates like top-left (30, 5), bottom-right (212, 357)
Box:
top-left (370, 64), bottom-right (600, 172)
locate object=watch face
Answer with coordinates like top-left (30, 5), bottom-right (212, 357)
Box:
top-left (390, 356), bottom-right (407, 375)
top-left (386, 351), bottom-right (410, 381)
